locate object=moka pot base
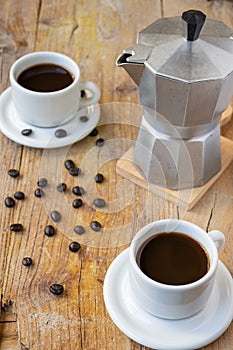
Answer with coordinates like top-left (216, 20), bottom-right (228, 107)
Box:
top-left (131, 105), bottom-right (232, 190)
top-left (116, 135), bottom-right (233, 211)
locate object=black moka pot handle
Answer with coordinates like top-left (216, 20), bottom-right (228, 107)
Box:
top-left (182, 9), bottom-right (206, 41)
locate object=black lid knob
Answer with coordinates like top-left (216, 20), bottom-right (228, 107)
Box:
top-left (182, 10), bottom-right (206, 41)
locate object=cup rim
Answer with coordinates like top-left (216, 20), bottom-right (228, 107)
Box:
top-left (130, 219), bottom-right (219, 291)
top-left (9, 51), bottom-right (80, 96)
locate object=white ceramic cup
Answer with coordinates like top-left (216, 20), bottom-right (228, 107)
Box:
top-left (129, 219), bottom-right (225, 320)
top-left (10, 51), bottom-right (100, 127)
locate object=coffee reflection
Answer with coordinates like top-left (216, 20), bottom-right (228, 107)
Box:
top-left (136, 232), bottom-right (209, 285)
top-left (17, 63), bottom-right (74, 92)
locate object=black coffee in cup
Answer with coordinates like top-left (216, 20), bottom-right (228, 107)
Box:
top-left (17, 64), bottom-right (74, 92)
top-left (136, 232), bottom-right (209, 285)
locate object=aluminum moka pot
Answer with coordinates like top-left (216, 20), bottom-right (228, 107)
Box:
top-left (117, 10), bottom-right (233, 189)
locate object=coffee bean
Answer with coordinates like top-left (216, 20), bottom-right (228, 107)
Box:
top-left (34, 188), bottom-right (44, 197)
top-left (10, 223), bottom-right (23, 232)
top-left (95, 173), bottom-right (104, 183)
top-left (74, 225), bottom-right (85, 235)
top-left (8, 169), bottom-right (20, 178)
top-left (90, 221), bottom-right (102, 232)
top-left (96, 138), bottom-right (104, 147)
top-left (49, 284), bottom-right (64, 296)
top-left (50, 210), bottom-right (61, 222)
top-left (44, 225), bottom-right (56, 237)
top-left (72, 198), bottom-right (83, 208)
top-left (37, 178), bottom-right (48, 187)
top-left (21, 129), bottom-right (32, 136)
top-left (14, 191), bottom-right (25, 200)
top-left (69, 241), bottom-right (81, 252)
top-left (72, 186), bottom-right (85, 196)
top-left (57, 183), bottom-right (67, 192)
top-left (64, 159), bottom-right (75, 170)
top-left (80, 115), bottom-right (89, 122)
top-left (69, 167), bottom-right (80, 176)
top-left (80, 89), bottom-right (86, 98)
top-left (89, 128), bottom-right (98, 137)
top-left (55, 129), bottom-right (67, 138)
top-left (22, 257), bottom-right (32, 266)
top-left (5, 197), bottom-right (16, 208)
top-left (93, 198), bottom-right (106, 208)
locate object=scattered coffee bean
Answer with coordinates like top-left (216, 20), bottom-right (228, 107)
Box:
top-left (55, 129), bottom-right (67, 138)
top-left (50, 210), bottom-right (61, 222)
top-left (57, 183), bottom-right (67, 192)
top-left (90, 221), bottom-right (102, 232)
top-left (37, 178), bottom-right (48, 187)
top-left (95, 173), bottom-right (104, 183)
top-left (74, 225), bottom-right (85, 235)
top-left (34, 188), bottom-right (44, 197)
top-left (80, 89), bottom-right (86, 98)
top-left (44, 225), bottom-right (56, 237)
top-left (89, 128), bottom-right (98, 137)
top-left (96, 138), bottom-right (104, 147)
top-left (68, 167), bottom-right (80, 176)
top-left (8, 169), bottom-right (20, 178)
top-left (80, 115), bottom-right (89, 122)
top-left (72, 198), bottom-right (83, 208)
top-left (22, 257), bottom-right (32, 266)
top-left (69, 241), bottom-right (81, 252)
top-left (21, 129), bottom-right (32, 136)
top-left (64, 159), bottom-right (75, 170)
top-left (14, 191), bottom-right (25, 200)
top-left (10, 223), bottom-right (23, 232)
top-left (49, 284), bottom-right (64, 296)
top-left (93, 198), bottom-right (106, 208)
top-left (5, 197), bottom-right (16, 208)
top-left (72, 186), bottom-right (85, 196)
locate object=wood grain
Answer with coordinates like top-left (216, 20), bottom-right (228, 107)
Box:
top-left (0, 1), bottom-right (232, 349)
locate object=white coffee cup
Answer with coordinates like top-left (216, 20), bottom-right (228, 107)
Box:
top-left (10, 51), bottom-right (100, 127)
top-left (129, 219), bottom-right (225, 319)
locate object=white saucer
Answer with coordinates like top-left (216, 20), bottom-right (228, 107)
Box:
top-left (104, 248), bottom-right (233, 350)
top-left (0, 87), bottom-right (100, 148)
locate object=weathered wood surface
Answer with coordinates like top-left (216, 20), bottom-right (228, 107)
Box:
top-left (0, 0), bottom-right (232, 349)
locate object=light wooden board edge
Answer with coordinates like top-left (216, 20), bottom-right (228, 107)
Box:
top-left (221, 105), bottom-right (233, 127)
top-left (116, 136), bottom-right (233, 210)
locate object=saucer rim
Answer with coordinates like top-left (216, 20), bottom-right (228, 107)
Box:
top-left (0, 87), bottom-right (100, 149)
top-left (103, 248), bottom-right (233, 350)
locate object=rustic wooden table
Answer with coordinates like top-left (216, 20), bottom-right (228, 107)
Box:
top-left (0, 1), bottom-right (232, 349)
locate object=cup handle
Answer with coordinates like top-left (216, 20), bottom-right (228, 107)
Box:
top-left (208, 230), bottom-right (225, 252)
top-left (79, 81), bottom-right (100, 108)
